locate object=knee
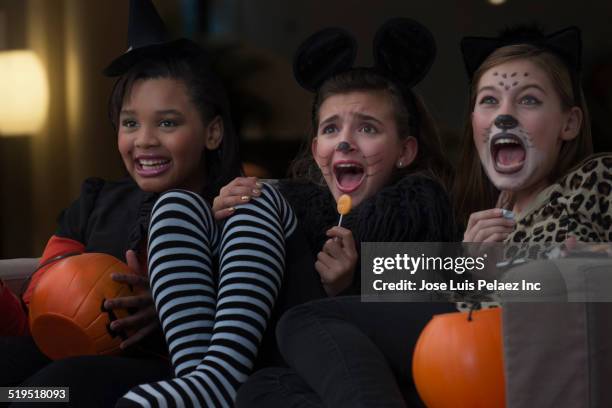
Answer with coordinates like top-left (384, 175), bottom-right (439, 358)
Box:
top-left (277, 299), bottom-right (348, 359)
top-left (243, 182), bottom-right (286, 213)
top-left (157, 188), bottom-right (203, 202)
top-left (277, 304), bottom-right (312, 336)
top-left (276, 304), bottom-right (319, 357)
top-left (153, 189), bottom-right (212, 217)
top-left (277, 299), bottom-right (340, 341)
top-left (150, 189), bottom-right (215, 242)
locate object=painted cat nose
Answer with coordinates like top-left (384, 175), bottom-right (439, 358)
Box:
top-left (336, 141), bottom-right (354, 152)
top-left (494, 114), bottom-right (519, 130)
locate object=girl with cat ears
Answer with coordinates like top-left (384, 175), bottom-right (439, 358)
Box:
top-left (455, 25), bottom-right (600, 250)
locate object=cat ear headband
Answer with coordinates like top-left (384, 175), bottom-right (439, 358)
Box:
top-left (460, 25), bottom-right (582, 94)
top-left (293, 18), bottom-right (436, 137)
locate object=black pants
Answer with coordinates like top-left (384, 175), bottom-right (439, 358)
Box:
top-left (236, 297), bottom-right (455, 408)
top-left (0, 336), bottom-right (171, 408)
top-left (0, 336), bottom-right (50, 387)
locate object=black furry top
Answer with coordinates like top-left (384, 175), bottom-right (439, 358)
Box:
top-left (277, 174), bottom-right (459, 294)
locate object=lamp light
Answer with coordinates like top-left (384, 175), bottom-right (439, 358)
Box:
top-left (0, 50), bottom-right (49, 135)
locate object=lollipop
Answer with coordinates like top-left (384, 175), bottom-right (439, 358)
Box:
top-left (336, 194), bottom-right (352, 227)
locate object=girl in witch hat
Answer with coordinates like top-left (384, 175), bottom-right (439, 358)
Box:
top-left (0, 0), bottom-right (242, 405)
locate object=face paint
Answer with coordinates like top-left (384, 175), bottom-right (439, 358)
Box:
top-left (484, 114), bottom-right (537, 176)
top-left (313, 90), bottom-right (412, 207)
top-left (494, 114), bottom-right (519, 130)
top-left (472, 59), bottom-right (573, 201)
top-left (336, 141), bottom-right (352, 152)
top-left (494, 72), bottom-right (525, 91)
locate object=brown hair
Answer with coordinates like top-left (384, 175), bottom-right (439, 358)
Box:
top-left (290, 68), bottom-right (454, 190)
top-left (453, 44), bottom-right (593, 226)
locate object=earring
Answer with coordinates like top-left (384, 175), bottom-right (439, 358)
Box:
top-left (397, 160), bottom-right (403, 168)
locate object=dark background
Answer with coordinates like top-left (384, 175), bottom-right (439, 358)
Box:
top-left (0, 0), bottom-right (611, 257)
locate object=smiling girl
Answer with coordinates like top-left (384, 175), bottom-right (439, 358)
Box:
top-left (0, 1), bottom-right (244, 406)
top-left (117, 78), bottom-right (217, 194)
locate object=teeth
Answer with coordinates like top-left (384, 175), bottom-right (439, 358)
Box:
top-left (138, 159), bottom-right (170, 170)
top-left (494, 138), bottom-right (520, 146)
top-left (336, 164), bottom-right (362, 169)
top-left (139, 159), bottom-right (169, 166)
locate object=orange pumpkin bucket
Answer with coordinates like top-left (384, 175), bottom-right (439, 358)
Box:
top-left (29, 253), bottom-right (138, 360)
top-left (412, 307), bottom-right (506, 408)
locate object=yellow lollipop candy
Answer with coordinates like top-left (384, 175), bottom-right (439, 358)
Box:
top-left (336, 194), bottom-right (352, 228)
top-left (337, 194), bottom-right (352, 215)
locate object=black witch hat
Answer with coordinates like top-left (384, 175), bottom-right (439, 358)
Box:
top-left (103, 0), bottom-right (203, 76)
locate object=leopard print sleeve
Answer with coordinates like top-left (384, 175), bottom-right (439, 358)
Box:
top-left (505, 154), bottom-right (612, 259)
top-left (589, 155), bottom-right (612, 241)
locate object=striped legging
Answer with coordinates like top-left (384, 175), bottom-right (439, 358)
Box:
top-left (117, 183), bottom-right (296, 408)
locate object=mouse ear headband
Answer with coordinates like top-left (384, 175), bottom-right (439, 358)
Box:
top-left (293, 27), bottom-right (357, 92)
top-left (293, 18), bottom-right (436, 136)
top-left (461, 25), bottom-right (582, 99)
top-left (372, 18), bottom-right (436, 88)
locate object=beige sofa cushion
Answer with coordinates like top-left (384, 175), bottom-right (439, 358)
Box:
top-left (0, 258), bottom-right (39, 294)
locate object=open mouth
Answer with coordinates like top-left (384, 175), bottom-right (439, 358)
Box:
top-left (333, 161), bottom-right (365, 193)
top-left (490, 133), bottom-right (526, 174)
top-left (135, 158), bottom-right (171, 176)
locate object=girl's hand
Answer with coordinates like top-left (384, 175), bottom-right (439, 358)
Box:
top-left (463, 208), bottom-right (515, 243)
top-left (212, 177), bottom-right (262, 220)
top-left (104, 250), bottom-right (159, 349)
top-left (315, 227), bottom-right (358, 296)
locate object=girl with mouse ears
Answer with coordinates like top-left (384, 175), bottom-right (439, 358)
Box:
top-left (213, 18), bottom-right (456, 296)
top-left (456, 25), bottom-right (611, 259)
top-left (228, 18), bottom-right (459, 408)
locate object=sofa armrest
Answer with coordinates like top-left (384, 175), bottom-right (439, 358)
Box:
top-left (502, 258), bottom-right (612, 408)
top-left (0, 258), bottom-right (39, 294)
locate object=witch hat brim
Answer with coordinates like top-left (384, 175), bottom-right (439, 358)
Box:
top-left (103, 38), bottom-right (203, 76)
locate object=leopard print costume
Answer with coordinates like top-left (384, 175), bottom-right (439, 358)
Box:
top-left (505, 153), bottom-right (612, 259)
top-left (456, 154), bottom-right (612, 311)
